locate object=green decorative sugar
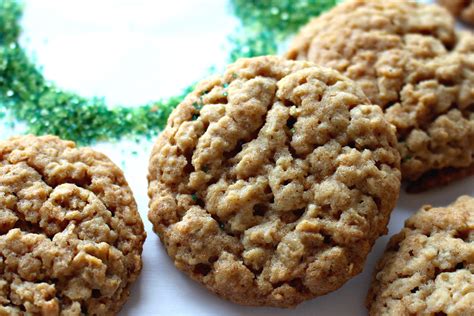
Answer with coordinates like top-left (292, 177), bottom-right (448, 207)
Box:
top-left (228, 0), bottom-right (338, 61)
top-left (232, 0), bottom-right (337, 38)
top-left (0, 0), bottom-right (190, 145)
top-left (0, 0), bottom-right (337, 145)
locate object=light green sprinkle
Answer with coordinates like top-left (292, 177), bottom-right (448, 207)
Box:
top-left (0, 0), bottom-right (338, 145)
top-left (228, 0), bottom-right (338, 61)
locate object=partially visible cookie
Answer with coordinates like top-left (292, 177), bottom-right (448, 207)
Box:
top-left (148, 56), bottom-right (401, 307)
top-left (438, 0), bottom-right (474, 25)
top-left (406, 162), bottom-right (474, 193)
top-left (0, 135), bottom-right (146, 315)
top-left (287, 0), bottom-right (474, 190)
top-left (367, 195), bottom-right (474, 315)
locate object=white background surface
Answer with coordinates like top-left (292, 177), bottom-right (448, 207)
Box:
top-left (1, 0), bottom-right (473, 315)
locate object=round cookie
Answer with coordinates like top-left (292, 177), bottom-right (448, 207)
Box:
top-left (148, 56), bottom-right (401, 307)
top-left (0, 135), bottom-right (146, 315)
top-left (367, 195), bottom-right (474, 315)
top-left (438, 0), bottom-right (474, 26)
top-left (287, 0), bottom-right (474, 191)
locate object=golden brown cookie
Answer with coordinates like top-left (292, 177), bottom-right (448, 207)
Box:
top-left (287, 0), bottom-right (474, 190)
top-left (367, 195), bottom-right (474, 315)
top-left (148, 56), bottom-right (401, 307)
top-left (438, 0), bottom-right (474, 25)
top-left (0, 135), bottom-right (146, 315)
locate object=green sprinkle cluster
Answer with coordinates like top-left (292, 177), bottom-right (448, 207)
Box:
top-left (0, 0), bottom-right (337, 145)
top-left (0, 0), bottom-right (190, 144)
top-left (228, 0), bottom-right (338, 61)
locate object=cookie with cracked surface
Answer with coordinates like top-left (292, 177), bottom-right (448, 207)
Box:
top-left (287, 0), bottom-right (474, 190)
top-left (438, 0), bottom-right (474, 25)
top-left (367, 195), bottom-right (474, 315)
top-left (148, 56), bottom-right (401, 307)
top-left (0, 135), bottom-right (146, 315)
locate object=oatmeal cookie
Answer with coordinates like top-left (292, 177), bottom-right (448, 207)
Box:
top-left (367, 195), bottom-right (474, 315)
top-left (0, 135), bottom-right (146, 315)
top-left (287, 0), bottom-right (474, 189)
top-left (438, 0), bottom-right (474, 25)
top-left (148, 56), bottom-right (401, 307)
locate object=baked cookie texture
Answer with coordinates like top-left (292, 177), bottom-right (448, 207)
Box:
top-left (367, 195), bottom-right (474, 315)
top-left (0, 135), bottom-right (146, 315)
top-left (438, 0), bottom-right (474, 25)
top-left (287, 0), bottom-right (474, 186)
top-left (148, 56), bottom-right (401, 307)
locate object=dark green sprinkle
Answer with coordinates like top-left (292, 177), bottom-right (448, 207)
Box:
top-left (219, 222), bottom-right (225, 230)
top-left (192, 102), bottom-right (202, 110)
top-left (191, 193), bottom-right (198, 201)
top-left (402, 155), bottom-right (413, 163)
top-left (192, 114), bottom-right (199, 121)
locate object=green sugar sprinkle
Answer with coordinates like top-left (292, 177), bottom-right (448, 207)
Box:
top-left (192, 102), bottom-right (202, 111)
top-left (0, 0), bottom-right (194, 145)
top-left (228, 0), bottom-right (338, 61)
top-left (0, 0), bottom-right (337, 145)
